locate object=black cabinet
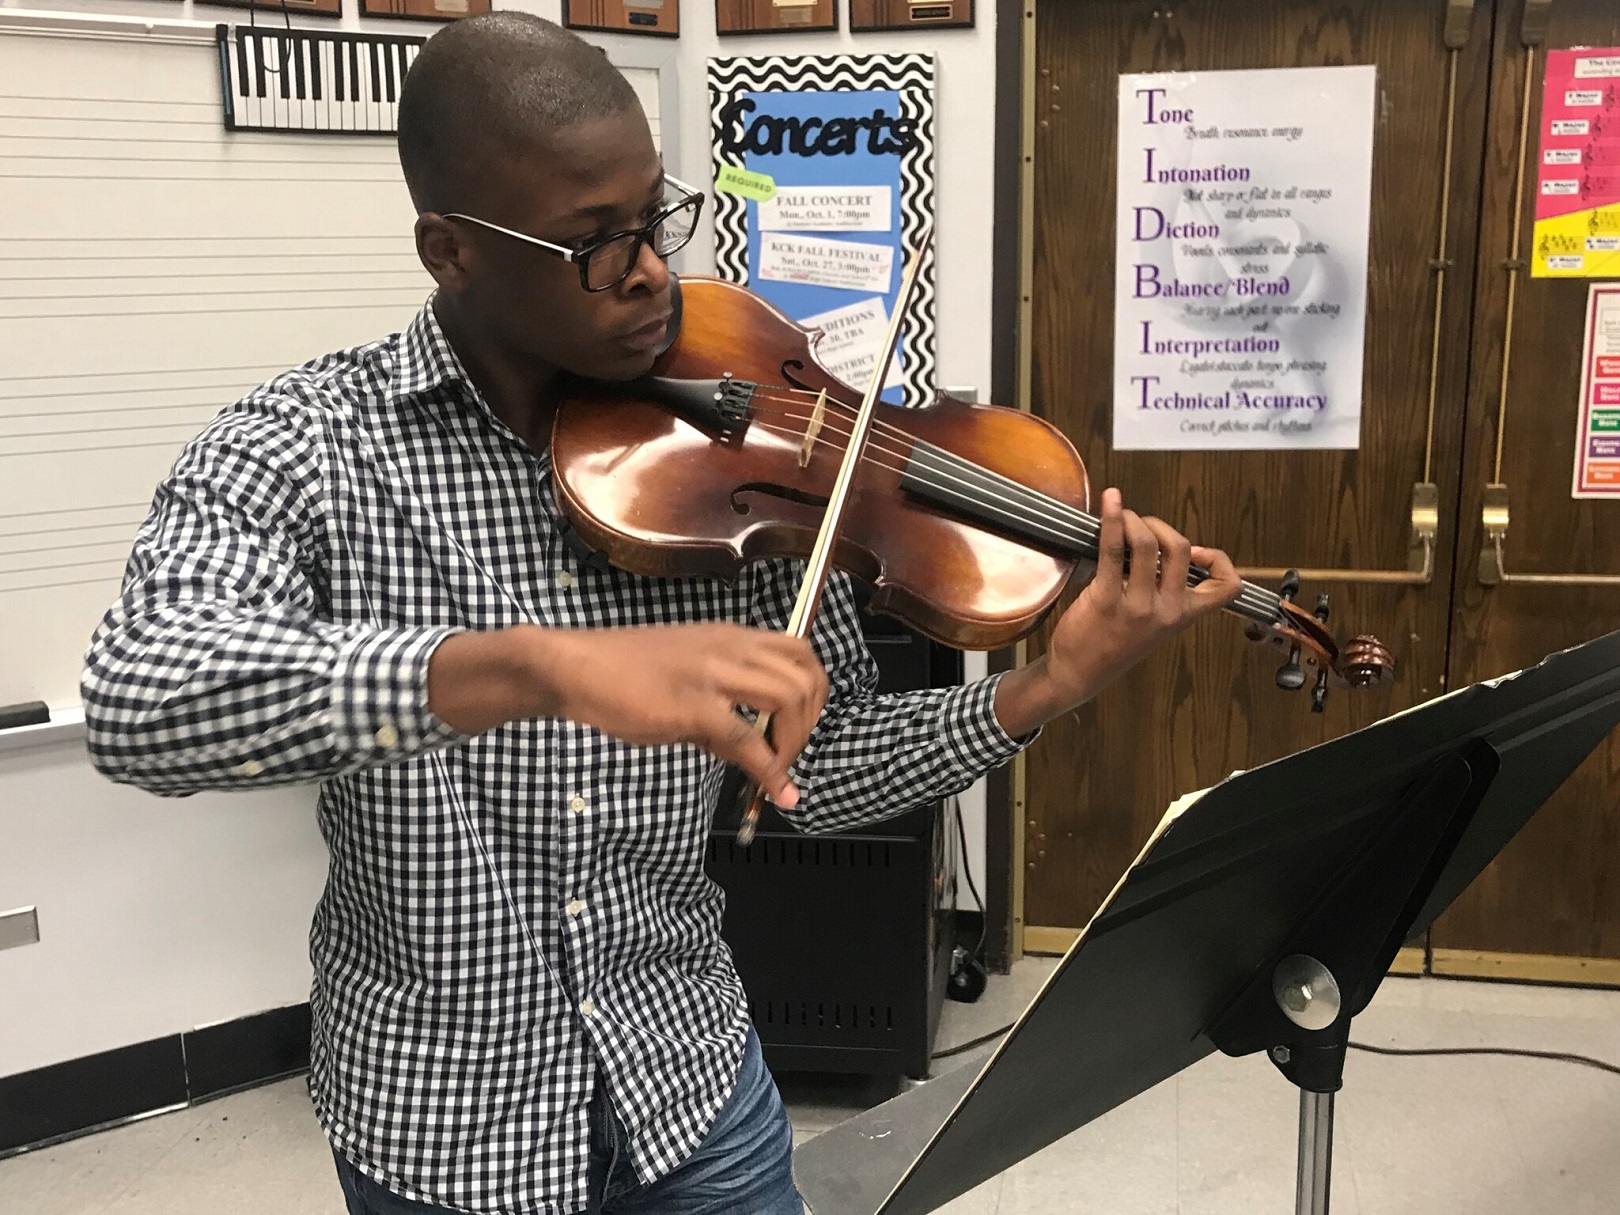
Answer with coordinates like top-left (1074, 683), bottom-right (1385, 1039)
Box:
top-left (705, 596), bottom-right (961, 1079)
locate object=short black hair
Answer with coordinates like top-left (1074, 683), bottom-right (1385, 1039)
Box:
top-left (397, 12), bottom-right (642, 215)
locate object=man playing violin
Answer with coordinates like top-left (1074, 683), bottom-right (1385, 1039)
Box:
top-left (81, 12), bottom-right (1243, 1215)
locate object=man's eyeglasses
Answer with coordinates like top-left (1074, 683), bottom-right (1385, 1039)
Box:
top-left (442, 175), bottom-right (705, 293)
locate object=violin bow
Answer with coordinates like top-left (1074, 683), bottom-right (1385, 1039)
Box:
top-left (732, 228), bottom-right (935, 845)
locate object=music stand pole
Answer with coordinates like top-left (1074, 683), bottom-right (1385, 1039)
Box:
top-left (1297, 1089), bottom-right (1333, 1215)
top-left (1263, 956), bottom-right (1343, 1215)
top-left (1271, 960), bottom-right (1342, 1215)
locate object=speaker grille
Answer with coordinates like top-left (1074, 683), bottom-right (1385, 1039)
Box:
top-left (750, 1000), bottom-right (895, 1032)
top-left (706, 838), bottom-right (896, 869)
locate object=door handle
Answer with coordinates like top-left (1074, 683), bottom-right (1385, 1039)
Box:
top-left (1238, 483), bottom-right (1437, 585)
top-left (1478, 485), bottom-right (1620, 586)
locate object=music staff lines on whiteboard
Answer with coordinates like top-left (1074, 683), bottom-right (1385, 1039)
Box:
top-left (2, 266), bottom-right (422, 281)
top-left (0, 508), bottom-right (148, 537)
top-left (7, 239), bottom-right (411, 254)
top-left (0, 575), bottom-right (133, 596)
top-left (0, 505), bottom-right (146, 524)
top-left (2, 283), bottom-right (425, 305)
top-left (0, 504), bottom-right (145, 596)
top-left (0, 365), bottom-right (295, 389)
top-left (0, 400), bottom-right (262, 424)
top-left (0, 521), bottom-right (145, 542)
top-left (0, 298), bottom-right (427, 321)
top-left (216, 26), bottom-right (428, 135)
top-left (5, 418), bottom-right (219, 442)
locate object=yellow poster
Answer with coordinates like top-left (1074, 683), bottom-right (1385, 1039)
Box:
top-left (1532, 48), bottom-right (1620, 279)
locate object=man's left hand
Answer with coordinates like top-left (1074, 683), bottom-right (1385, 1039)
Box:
top-left (992, 487), bottom-right (1244, 738)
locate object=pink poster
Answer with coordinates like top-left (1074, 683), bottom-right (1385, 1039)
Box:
top-left (1534, 48), bottom-right (1620, 279)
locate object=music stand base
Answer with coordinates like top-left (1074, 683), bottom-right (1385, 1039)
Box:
top-left (1296, 1089), bottom-right (1334, 1215)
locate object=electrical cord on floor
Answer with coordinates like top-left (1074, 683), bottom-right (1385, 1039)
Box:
top-left (1346, 1040), bottom-right (1620, 1076)
top-left (931, 1023), bottom-right (1620, 1074)
top-left (932, 1024), bottom-right (1016, 1060)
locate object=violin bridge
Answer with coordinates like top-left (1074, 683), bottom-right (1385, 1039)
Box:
top-left (799, 389), bottom-right (829, 469)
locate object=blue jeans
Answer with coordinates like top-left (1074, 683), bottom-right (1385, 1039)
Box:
top-left (332, 1027), bottom-right (803, 1215)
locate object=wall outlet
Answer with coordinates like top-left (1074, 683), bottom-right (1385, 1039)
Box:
top-left (0, 906), bottom-right (40, 951)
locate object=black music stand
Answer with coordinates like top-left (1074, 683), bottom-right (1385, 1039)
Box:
top-left (792, 628), bottom-right (1620, 1215)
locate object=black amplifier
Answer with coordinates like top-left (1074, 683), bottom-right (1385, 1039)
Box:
top-left (705, 589), bottom-right (962, 1079)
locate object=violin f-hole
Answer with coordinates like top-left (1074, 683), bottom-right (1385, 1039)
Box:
top-left (781, 361), bottom-right (816, 394)
top-left (730, 482), bottom-right (833, 516)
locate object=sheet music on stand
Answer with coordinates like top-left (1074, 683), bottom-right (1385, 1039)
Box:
top-left (795, 628), bottom-right (1620, 1215)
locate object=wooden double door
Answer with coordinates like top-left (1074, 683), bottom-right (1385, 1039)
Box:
top-left (1023, 0), bottom-right (1620, 980)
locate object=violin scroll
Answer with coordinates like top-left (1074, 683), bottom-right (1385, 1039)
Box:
top-left (1248, 569), bottom-right (1396, 713)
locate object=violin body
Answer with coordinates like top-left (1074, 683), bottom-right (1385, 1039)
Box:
top-left (553, 277), bottom-right (1093, 650)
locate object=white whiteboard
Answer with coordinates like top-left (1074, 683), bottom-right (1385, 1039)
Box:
top-left (0, 11), bottom-right (671, 710)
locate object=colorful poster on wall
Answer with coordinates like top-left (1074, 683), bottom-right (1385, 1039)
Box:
top-left (1113, 65), bottom-right (1376, 451)
top-left (1573, 284), bottom-right (1620, 498)
top-left (708, 53), bottom-right (936, 409)
top-left (1532, 48), bottom-right (1620, 279)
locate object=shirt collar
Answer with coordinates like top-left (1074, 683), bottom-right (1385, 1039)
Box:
top-left (390, 293), bottom-right (471, 405)
top-left (389, 294), bottom-right (546, 460)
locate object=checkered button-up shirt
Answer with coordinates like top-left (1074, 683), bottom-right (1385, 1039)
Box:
top-left (81, 296), bottom-right (1030, 1215)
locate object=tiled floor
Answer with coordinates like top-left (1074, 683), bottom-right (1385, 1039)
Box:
top-left (5, 959), bottom-right (1620, 1214)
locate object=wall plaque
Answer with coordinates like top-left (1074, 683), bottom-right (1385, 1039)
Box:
top-left (849, 0), bottom-right (973, 31)
top-left (716, 0), bottom-right (836, 35)
top-left (358, 0), bottom-right (492, 20)
top-left (564, 0), bottom-right (679, 37)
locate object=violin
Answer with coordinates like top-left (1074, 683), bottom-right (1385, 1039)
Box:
top-left (550, 262), bottom-right (1394, 836)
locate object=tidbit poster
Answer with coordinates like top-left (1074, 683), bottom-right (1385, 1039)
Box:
top-left (1533, 48), bottom-right (1620, 279)
top-left (1573, 284), bottom-right (1620, 498)
top-left (1113, 65), bottom-right (1376, 451)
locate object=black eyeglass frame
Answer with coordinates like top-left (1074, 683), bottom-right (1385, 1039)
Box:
top-left (442, 174), bottom-right (705, 293)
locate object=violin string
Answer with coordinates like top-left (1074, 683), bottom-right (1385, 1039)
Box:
top-left (740, 405), bottom-right (1286, 627)
top-left (740, 409), bottom-right (1286, 627)
top-left (735, 393), bottom-right (1289, 626)
top-left (745, 391), bottom-right (1204, 568)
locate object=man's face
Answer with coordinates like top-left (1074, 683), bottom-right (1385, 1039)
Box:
top-left (421, 108), bottom-right (677, 382)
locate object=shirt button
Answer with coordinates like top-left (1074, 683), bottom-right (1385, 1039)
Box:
top-left (566, 899), bottom-right (585, 917)
top-left (237, 759), bottom-right (264, 776)
top-left (555, 570), bottom-right (576, 588)
top-left (375, 722), bottom-right (400, 748)
top-left (579, 997), bottom-right (597, 1018)
top-left (569, 795), bottom-right (587, 814)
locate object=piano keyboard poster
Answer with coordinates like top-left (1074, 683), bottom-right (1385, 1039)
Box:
top-left (707, 53), bottom-right (937, 409)
top-left (216, 25), bottom-right (427, 135)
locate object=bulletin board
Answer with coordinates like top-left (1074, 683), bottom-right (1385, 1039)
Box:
top-left (707, 53), bottom-right (937, 409)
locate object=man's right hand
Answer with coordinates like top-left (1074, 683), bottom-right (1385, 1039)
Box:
top-left (426, 623), bottom-right (829, 808)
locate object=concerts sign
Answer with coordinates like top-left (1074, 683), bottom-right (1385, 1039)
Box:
top-left (1113, 66), bottom-right (1376, 450)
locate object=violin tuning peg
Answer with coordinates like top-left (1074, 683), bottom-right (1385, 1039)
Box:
top-left (1276, 644), bottom-right (1306, 691)
top-left (1311, 669), bottom-right (1329, 713)
top-left (1279, 569), bottom-right (1301, 602)
top-left (1314, 591), bottom-right (1330, 624)
top-left (1244, 621), bottom-right (1267, 642)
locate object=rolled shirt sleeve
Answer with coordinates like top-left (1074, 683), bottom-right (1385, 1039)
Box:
top-left (81, 399), bottom-right (467, 796)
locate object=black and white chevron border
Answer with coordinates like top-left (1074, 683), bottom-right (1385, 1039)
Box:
top-left (707, 53), bottom-right (938, 410)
